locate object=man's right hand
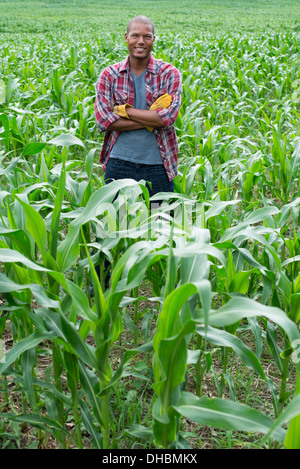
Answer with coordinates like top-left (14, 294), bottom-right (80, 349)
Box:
top-left (145, 93), bottom-right (172, 131)
top-left (149, 93), bottom-right (172, 111)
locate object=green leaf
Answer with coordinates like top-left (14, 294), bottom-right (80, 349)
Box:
top-left (153, 284), bottom-right (197, 346)
top-left (85, 148), bottom-right (97, 180)
top-left (284, 413), bottom-right (300, 449)
top-left (282, 255), bottom-right (300, 267)
top-left (289, 293), bottom-right (300, 323)
top-left (80, 227), bottom-right (107, 322)
top-left (153, 321), bottom-right (195, 400)
top-left (259, 391), bottom-right (300, 448)
top-left (66, 279), bottom-right (98, 323)
top-left (21, 348), bottom-right (37, 410)
top-left (0, 113), bottom-right (10, 150)
top-left (57, 179), bottom-right (141, 272)
top-left (229, 270), bottom-right (251, 294)
top-left (0, 412), bottom-right (74, 442)
top-left (173, 391), bottom-right (285, 443)
top-left (286, 140), bottom-right (300, 197)
top-left (0, 273), bottom-right (60, 309)
top-left (0, 331), bottom-right (57, 374)
top-left (0, 156), bottom-right (21, 175)
top-left (0, 227), bottom-right (32, 259)
top-left (79, 399), bottom-right (102, 449)
top-left (196, 325), bottom-right (267, 381)
top-left (0, 248), bottom-right (48, 272)
top-left (39, 308), bottom-right (99, 371)
top-left (48, 134), bottom-right (84, 147)
top-left (15, 197), bottom-right (48, 257)
top-left (127, 424), bottom-right (153, 441)
top-left (164, 226), bottom-right (176, 298)
top-left (196, 296), bottom-right (300, 347)
top-left (243, 206), bottom-right (280, 225)
top-left (21, 142), bottom-right (46, 156)
top-left (49, 155), bottom-right (66, 259)
top-left (78, 361), bottom-right (102, 426)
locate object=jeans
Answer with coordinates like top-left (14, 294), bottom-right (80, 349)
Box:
top-left (104, 158), bottom-right (174, 197)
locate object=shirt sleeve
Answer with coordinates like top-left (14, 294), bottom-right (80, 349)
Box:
top-left (156, 67), bottom-right (182, 128)
top-left (94, 69), bottom-right (120, 132)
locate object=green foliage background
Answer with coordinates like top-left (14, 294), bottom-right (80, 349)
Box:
top-left (1, 0), bottom-right (300, 36)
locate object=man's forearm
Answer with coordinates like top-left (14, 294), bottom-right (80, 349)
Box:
top-left (107, 109), bottom-right (165, 132)
top-left (107, 117), bottom-right (145, 132)
top-left (127, 108), bottom-right (165, 128)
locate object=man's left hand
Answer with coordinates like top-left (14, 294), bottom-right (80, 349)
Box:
top-left (113, 103), bottom-right (133, 119)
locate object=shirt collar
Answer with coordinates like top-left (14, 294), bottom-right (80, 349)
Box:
top-left (119, 54), bottom-right (158, 74)
top-left (146, 54), bottom-right (158, 74)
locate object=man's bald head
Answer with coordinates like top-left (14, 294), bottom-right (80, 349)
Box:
top-left (126, 16), bottom-right (155, 35)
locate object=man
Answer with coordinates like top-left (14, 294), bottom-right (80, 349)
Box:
top-left (94, 15), bottom-right (182, 198)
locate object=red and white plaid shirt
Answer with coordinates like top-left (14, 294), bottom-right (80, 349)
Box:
top-left (94, 54), bottom-right (182, 181)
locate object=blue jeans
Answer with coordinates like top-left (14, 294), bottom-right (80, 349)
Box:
top-left (104, 158), bottom-right (174, 197)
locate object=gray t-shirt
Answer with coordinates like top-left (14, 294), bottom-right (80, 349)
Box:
top-left (110, 70), bottom-right (163, 165)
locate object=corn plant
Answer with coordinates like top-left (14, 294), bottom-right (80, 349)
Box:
top-left (1, 9), bottom-right (300, 449)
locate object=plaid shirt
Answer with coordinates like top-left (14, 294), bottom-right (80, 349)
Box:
top-left (94, 54), bottom-right (182, 181)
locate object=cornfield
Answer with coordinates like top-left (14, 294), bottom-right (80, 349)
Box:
top-left (1, 0), bottom-right (300, 450)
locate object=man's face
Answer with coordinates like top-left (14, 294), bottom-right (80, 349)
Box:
top-left (125, 21), bottom-right (155, 62)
